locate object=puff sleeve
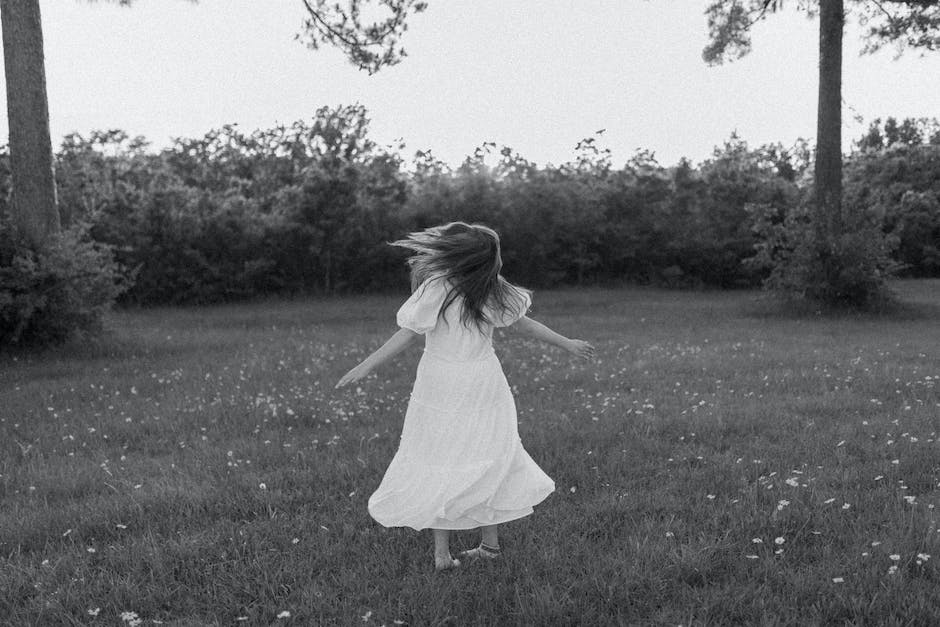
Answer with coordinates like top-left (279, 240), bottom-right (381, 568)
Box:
top-left (489, 284), bottom-right (532, 328)
top-left (396, 277), bottom-right (448, 334)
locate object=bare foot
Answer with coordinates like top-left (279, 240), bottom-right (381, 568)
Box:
top-left (456, 544), bottom-right (501, 561)
top-left (434, 554), bottom-right (461, 571)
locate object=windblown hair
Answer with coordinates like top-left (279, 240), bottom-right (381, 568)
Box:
top-left (390, 222), bottom-right (528, 330)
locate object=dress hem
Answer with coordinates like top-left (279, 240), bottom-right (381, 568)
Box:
top-left (371, 503), bottom-right (543, 531)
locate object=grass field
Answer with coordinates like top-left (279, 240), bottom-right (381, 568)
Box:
top-left (1, 280), bottom-right (939, 626)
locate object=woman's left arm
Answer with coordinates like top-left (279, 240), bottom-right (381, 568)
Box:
top-left (509, 316), bottom-right (595, 360)
top-left (335, 328), bottom-right (422, 388)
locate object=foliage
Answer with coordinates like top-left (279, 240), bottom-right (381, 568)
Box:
top-left (747, 200), bottom-right (901, 308)
top-left (845, 121), bottom-right (940, 277)
top-left (400, 135), bottom-right (805, 290)
top-left (854, 116), bottom-right (940, 151)
top-left (93, 0), bottom-right (421, 74)
top-left (0, 220), bottom-right (129, 345)
top-left (53, 107), bottom-right (409, 304)
top-left (2, 108), bottom-right (928, 307)
top-left (855, 0), bottom-right (940, 54)
top-left (0, 144), bottom-right (128, 346)
top-left (298, 0), bottom-right (427, 73)
top-left (702, 0), bottom-right (940, 66)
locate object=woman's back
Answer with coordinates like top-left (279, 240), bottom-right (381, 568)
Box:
top-left (397, 276), bottom-right (531, 363)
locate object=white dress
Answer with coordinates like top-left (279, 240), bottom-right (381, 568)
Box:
top-left (368, 276), bottom-right (555, 530)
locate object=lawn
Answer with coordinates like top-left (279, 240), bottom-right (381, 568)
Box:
top-left (1, 280), bottom-right (939, 626)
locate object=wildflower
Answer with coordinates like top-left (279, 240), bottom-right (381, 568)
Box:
top-left (745, 554), bottom-right (759, 559)
top-left (277, 610), bottom-right (291, 619)
top-left (774, 537), bottom-right (785, 545)
top-left (842, 503), bottom-right (851, 510)
top-left (88, 608), bottom-right (101, 616)
top-left (888, 565), bottom-right (899, 575)
top-left (120, 612), bottom-right (142, 627)
top-left (889, 554), bottom-right (901, 561)
top-left (259, 483), bottom-right (267, 490)
top-left (823, 498), bottom-right (836, 504)
top-left (752, 538), bottom-right (763, 544)
top-left (832, 577), bottom-right (844, 583)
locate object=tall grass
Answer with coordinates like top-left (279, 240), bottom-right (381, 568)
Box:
top-left (1, 281), bottom-right (938, 625)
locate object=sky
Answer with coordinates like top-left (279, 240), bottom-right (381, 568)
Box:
top-left (1, 0), bottom-right (939, 168)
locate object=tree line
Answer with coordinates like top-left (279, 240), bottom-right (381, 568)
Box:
top-left (2, 105), bottom-right (937, 310)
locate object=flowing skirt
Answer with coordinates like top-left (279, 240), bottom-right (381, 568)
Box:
top-left (368, 349), bottom-right (555, 530)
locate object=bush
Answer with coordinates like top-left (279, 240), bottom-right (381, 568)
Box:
top-left (747, 202), bottom-right (901, 308)
top-left (0, 222), bottom-right (130, 346)
top-left (843, 143), bottom-right (940, 277)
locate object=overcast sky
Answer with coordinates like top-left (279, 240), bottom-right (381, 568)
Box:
top-left (2, 0), bottom-right (939, 167)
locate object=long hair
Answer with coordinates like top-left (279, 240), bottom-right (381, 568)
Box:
top-left (390, 222), bottom-right (528, 330)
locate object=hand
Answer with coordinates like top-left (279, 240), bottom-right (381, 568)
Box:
top-left (335, 362), bottom-right (372, 389)
top-left (564, 339), bottom-right (596, 361)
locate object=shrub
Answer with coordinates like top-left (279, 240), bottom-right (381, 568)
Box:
top-left (746, 202), bottom-right (901, 309)
top-left (0, 222), bottom-right (130, 346)
top-left (843, 143), bottom-right (940, 277)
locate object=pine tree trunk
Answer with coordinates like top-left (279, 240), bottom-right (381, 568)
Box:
top-left (815, 0), bottom-right (843, 237)
top-left (1, 0), bottom-right (59, 249)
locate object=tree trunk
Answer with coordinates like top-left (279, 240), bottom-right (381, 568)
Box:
top-left (1, 0), bottom-right (59, 249)
top-left (815, 0), bottom-right (843, 237)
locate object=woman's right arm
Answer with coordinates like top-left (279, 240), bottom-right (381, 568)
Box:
top-left (335, 328), bottom-right (422, 388)
top-left (508, 316), bottom-right (595, 360)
